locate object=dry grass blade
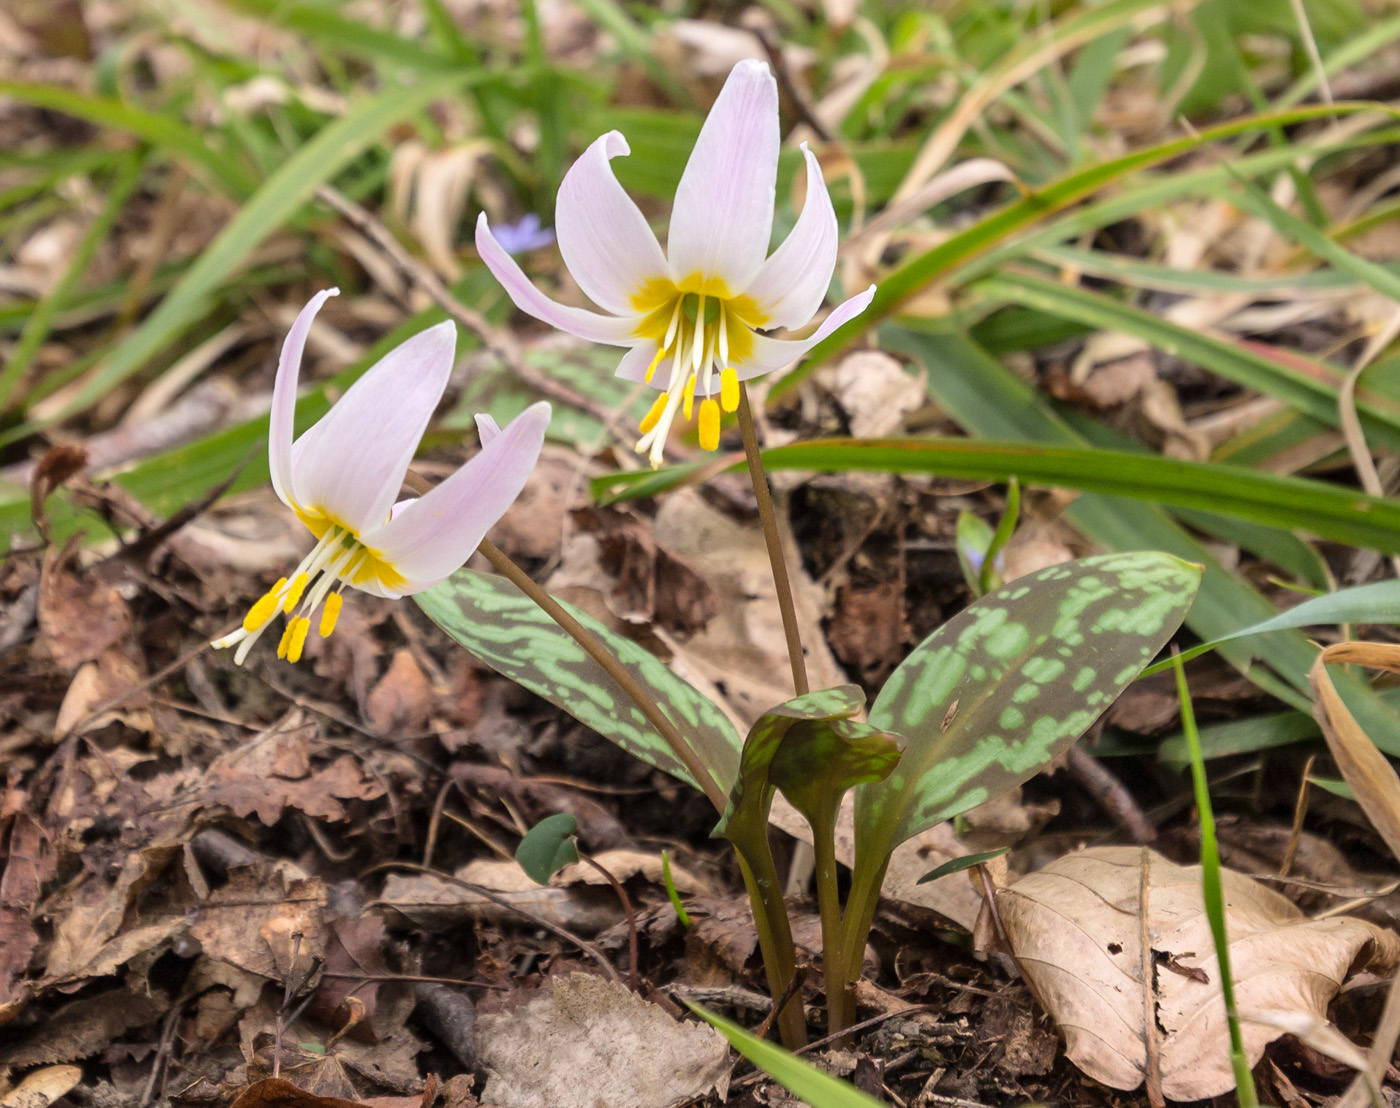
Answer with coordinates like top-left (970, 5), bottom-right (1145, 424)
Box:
top-left (1309, 641), bottom-right (1400, 863)
top-left (1308, 640), bottom-right (1400, 1108)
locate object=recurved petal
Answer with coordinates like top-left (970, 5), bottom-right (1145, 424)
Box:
top-left (477, 214), bottom-right (641, 346)
top-left (741, 145), bottom-right (838, 329)
top-left (366, 401), bottom-right (551, 593)
top-left (735, 284), bottom-right (875, 381)
top-left (270, 288), bottom-right (339, 509)
top-left (613, 341), bottom-right (662, 385)
top-left (667, 59), bottom-right (779, 294)
top-left (476, 413), bottom-right (501, 445)
top-left (291, 321), bottom-right (456, 534)
top-left (556, 132), bottom-right (669, 316)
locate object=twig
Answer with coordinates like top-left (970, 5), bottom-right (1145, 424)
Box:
top-left (750, 28), bottom-right (833, 142)
top-left (314, 185), bottom-right (614, 425)
top-left (1066, 744), bottom-right (1156, 843)
top-left (736, 384), bottom-right (808, 697)
top-left (581, 853), bottom-right (640, 990)
top-left (366, 861), bottom-right (623, 984)
top-left (731, 1005), bottom-right (945, 1089)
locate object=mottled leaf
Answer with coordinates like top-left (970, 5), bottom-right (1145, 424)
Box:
top-left (416, 569), bottom-right (741, 793)
top-left (715, 686), bottom-right (865, 842)
top-left (860, 551), bottom-right (1201, 851)
top-left (768, 719), bottom-right (903, 831)
top-left (916, 848), bottom-right (1009, 885)
top-left (516, 813), bottom-right (580, 885)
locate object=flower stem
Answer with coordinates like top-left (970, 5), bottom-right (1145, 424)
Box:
top-left (735, 384), bottom-right (808, 697)
top-left (476, 538), bottom-right (728, 814)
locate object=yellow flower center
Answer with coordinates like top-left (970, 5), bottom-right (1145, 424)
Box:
top-left (214, 514), bottom-right (405, 665)
top-left (628, 276), bottom-right (767, 466)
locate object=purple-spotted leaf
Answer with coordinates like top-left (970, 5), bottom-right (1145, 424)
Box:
top-left (859, 551), bottom-right (1201, 853)
top-left (715, 685), bottom-right (866, 843)
top-left (416, 569), bottom-right (741, 793)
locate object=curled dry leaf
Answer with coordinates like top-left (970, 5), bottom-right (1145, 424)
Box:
top-left (988, 845), bottom-right (1399, 1101)
top-left (1309, 641), bottom-right (1400, 865)
top-left (476, 973), bottom-right (730, 1108)
top-left (0, 1064), bottom-right (81, 1108)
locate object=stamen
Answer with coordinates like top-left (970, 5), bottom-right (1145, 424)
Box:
top-left (320, 593), bottom-right (344, 638)
top-left (644, 346), bottom-right (667, 384)
top-left (282, 573), bottom-right (309, 613)
top-left (243, 578), bottom-right (287, 632)
top-left (287, 617), bottom-right (311, 663)
top-left (718, 302), bottom-right (730, 368)
top-left (691, 294), bottom-right (706, 372)
top-left (683, 374), bottom-right (696, 421)
top-left (662, 298), bottom-right (683, 351)
top-left (721, 368), bottom-right (740, 414)
top-left (699, 398), bottom-right (721, 451)
top-left (277, 621), bottom-right (295, 660)
top-left (639, 392), bottom-right (669, 434)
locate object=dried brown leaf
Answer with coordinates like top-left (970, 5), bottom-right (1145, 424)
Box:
top-left (476, 973), bottom-right (730, 1108)
top-left (990, 845), bottom-right (1400, 1101)
top-left (1309, 641), bottom-right (1400, 864)
top-left (0, 1064), bottom-right (82, 1108)
top-left (37, 537), bottom-right (131, 669)
top-left (188, 866), bottom-right (327, 982)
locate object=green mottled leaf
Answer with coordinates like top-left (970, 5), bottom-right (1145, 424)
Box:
top-left (715, 686), bottom-right (865, 842)
top-left (860, 551), bottom-right (1202, 852)
top-left (416, 569), bottom-right (740, 793)
top-left (516, 813), bottom-right (580, 884)
top-left (768, 720), bottom-right (904, 832)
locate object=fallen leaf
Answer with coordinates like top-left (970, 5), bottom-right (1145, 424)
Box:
top-left (37, 537), bottom-right (131, 669)
top-left (189, 865), bottom-right (327, 982)
top-left (1, 813), bottom-right (55, 909)
top-left (0, 906), bottom-right (38, 1018)
top-left (201, 711), bottom-right (385, 825)
top-left (365, 650), bottom-right (432, 736)
top-left (826, 350), bottom-right (925, 438)
top-left (230, 1076), bottom-right (369, 1108)
top-left (989, 845), bottom-right (1400, 1101)
top-left (0, 989), bottom-right (164, 1065)
top-left (476, 973), bottom-right (730, 1108)
top-left (0, 1064), bottom-right (82, 1108)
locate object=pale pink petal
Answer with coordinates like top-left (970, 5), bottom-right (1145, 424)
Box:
top-left (613, 341), bottom-right (661, 385)
top-left (291, 321), bottom-right (456, 534)
top-left (476, 413), bottom-right (501, 445)
top-left (477, 214), bottom-right (641, 346)
top-left (735, 285), bottom-right (876, 381)
top-left (269, 288), bottom-right (338, 509)
top-left (556, 132), bottom-right (669, 315)
top-left (366, 401), bottom-right (551, 593)
top-left (741, 145), bottom-right (838, 329)
top-left (667, 59), bottom-right (779, 294)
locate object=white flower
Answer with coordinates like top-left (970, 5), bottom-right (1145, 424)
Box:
top-left (214, 290), bottom-right (550, 663)
top-left (476, 59), bottom-right (874, 466)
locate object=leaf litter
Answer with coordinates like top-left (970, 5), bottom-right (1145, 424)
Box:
top-left (6, 4), bottom-right (1400, 1108)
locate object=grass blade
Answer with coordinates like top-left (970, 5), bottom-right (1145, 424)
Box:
top-left (1173, 653), bottom-right (1260, 1108)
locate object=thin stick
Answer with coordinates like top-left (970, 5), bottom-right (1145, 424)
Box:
top-left (316, 185), bottom-right (614, 425)
top-left (581, 854), bottom-right (640, 991)
top-left (476, 538), bottom-right (727, 814)
top-left (736, 384), bottom-right (808, 697)
top-left (366, 862), bottom-right (623, 984)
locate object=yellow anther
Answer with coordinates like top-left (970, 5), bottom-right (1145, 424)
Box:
top-left (720, 368), bottom-right (739, 414)
top-left (282, 573), bottom-right (309, 613)
top-left (320, 593), bottom-right (344, 638)
top-left (276, 620), bottom-right (294, 659)
top-left (243, 578), bottom-right (287, 632)
top-left (287, 617), bottom-right (311, 664)
top-left (639, 392), bottom-right (668, 434)
top-left (644, 347), bottom-right (667, 384)
top-left (698, 399), bottom-right (721, 452)
top-left (683, 375), bottom-right (696, 421)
